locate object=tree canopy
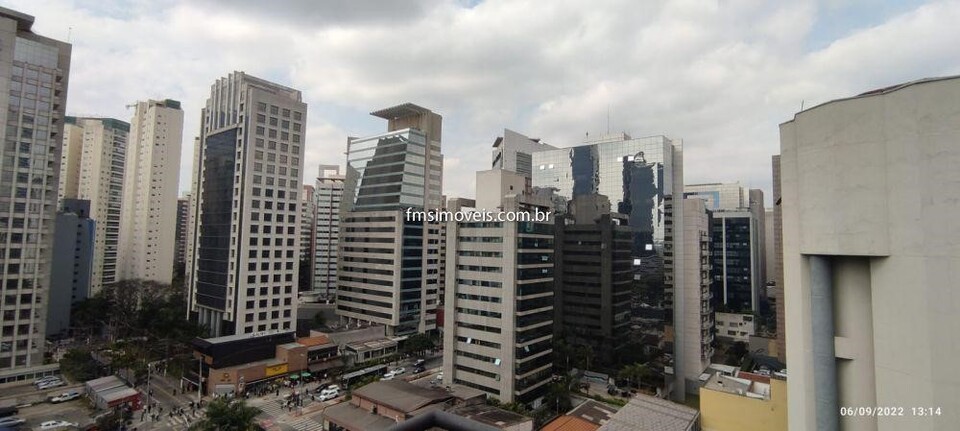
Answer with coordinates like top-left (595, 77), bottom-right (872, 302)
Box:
top-left (190, 398), bottom-right (261, 431)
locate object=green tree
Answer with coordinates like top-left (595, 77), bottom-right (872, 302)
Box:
top-left (190, 398), bottom-right (261, 431)
top-left (617, 363), bottom-right (651, 389)
top-left (543, 377), bottom-right (573, 414)
top-left (60, 349), bottom-right (101, 382)
top-left (402, 333), bottom-right (435, 356)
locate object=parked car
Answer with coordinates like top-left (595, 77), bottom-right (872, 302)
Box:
top-left (414, 359), bottom-right (426, 367)
top-left (435, 372), bottom-right (443, 381)
top-left (34, 376), bottom-right (61, 385)
top-left (392, 367), bottom-right (405, 375)
top-left (380, 371), bottom-right (396, 381)
top-left (39, 420), bottom-right (77, 430)
top-left (413, 365), bottom-right (426, 374)
top-left (50, 391), bottom-right (80, 403)
top-left (37, 380), bottom-right (65, 390)
top-left (0, 416), bottom-right (26, 427)
top-left (324, 384), bottom-right (340, 393)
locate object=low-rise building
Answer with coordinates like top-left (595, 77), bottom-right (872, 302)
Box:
top-left (542, 399), bottom-right (620, 431)
top-left (714, 312), bottom-right (754, 343)
top-left (699, 372), bottom-right (786, 431)
top-left (596, 394), bottom-right (699, 431)
top-left (190, 330), bottom-right (343, 395)
top-left (84, 375), bottom-right (142, 411)
top-left (323, 380), bottom-right (532, 431)
top-left (315, 325), bottom-right (398, 367)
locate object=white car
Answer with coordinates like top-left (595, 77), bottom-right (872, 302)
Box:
top-left (39, 420), bottom-right (77, 429)
top-left (435, 372), bottom-right (443, 381)
top-left (38, 380), bottom-right (65, 390)
top-left (50, 391), bottom-right (80, 403)
top-left (324, 384), bottom-right (340, 393)
top-left (34, 376), bottom-right (60, 385)
top-left (392, 367), bottom-right (406, 375)
top-left (381, 370), bottom-right (397, 380)
top-left (0, 417), bottom-right (26, 427)
top-left (316, 389), bottom-right (339, 402)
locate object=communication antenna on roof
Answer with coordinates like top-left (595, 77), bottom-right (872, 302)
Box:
top-left (67, 27), bottom-right (72, 43)
top-left (607, 104), bottom-right (610, 134)
top-left (800, 100), bottom-right (805, 111)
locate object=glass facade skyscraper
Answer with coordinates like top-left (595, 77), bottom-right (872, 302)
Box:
top-left (531, 134), bottom-right (677, 259)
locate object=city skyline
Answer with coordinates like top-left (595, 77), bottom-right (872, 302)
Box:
top-left (5, 0), bottom-right (959, 205)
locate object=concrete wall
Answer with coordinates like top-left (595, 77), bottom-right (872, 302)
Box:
top-left (780, 76), bottom-right (960, 431)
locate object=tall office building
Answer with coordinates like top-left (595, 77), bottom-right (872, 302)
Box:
top-left (0, 6), bottom-right (72, 381)
top-left (771, 156), bottom-right (785, 364)
top-left (685, 183), bottom-right (766, 313)
top-left (684, 182), bottom-right (746, 210)
top-left (443, 169), bottom-right (555, 406)
top-left (313, 165), bottom-right (343, 300)
top-left (47, 199), bottom-right (94, 337)
top-left (491, 128), bottom-right (556, 177)
top-left (300, 185), bottom-right (315, 262)
top-left (336, 104), bottom-right (444, 336)
top-left (553, 194), bottom-right (632, 365)
top-left (174, 194), bottom-right (190, 271)
top-left (59, 117), bottom-right (128, 293)
top-left (780, 76), bottom-right (960, 431)
top-left (677, 198), bottom-right (714, 394)
top-left (531, 133), bottom-right (685, 399)
top-left (186, 72), bottom-right (307, 337)
top-left (118, 99), bottom-right (184, 284)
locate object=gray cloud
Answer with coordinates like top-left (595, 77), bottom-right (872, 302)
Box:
top-left (7, 0), bottom-right (960, 204)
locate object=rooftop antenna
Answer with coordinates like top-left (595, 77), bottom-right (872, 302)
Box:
top-left (606, 104), bottom-right (610, 134)
top-left (67, 27), bottom-right (72, 43)
top-left (800, 100), bottom-right (805, 111)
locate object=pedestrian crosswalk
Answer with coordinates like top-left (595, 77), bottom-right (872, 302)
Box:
top-left (252, 400), bottom-right (285, 417)
top-left (165, 410), bottom-right (204, 429)
top-left (285, 416), bottom-right (323, 431)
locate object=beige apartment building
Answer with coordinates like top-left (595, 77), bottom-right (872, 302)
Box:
top-left (60, 116), bottom-right (129, 293)
top-left (443, 169), bottom-right (555, 406)
top-left (118, 99), bottom-right (183, 284)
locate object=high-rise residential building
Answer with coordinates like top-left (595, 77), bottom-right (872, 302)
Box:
top-left (678, 197), bottom-right (714, 395)
top-left (186, 72), bottom-right (307, 338)
top-left (313, 165), bottom-right (343, 300)
top-left (118, 99), bottom-right (184, 284)
top-left (553, 194), bottom-right (632, 365)
top-left (531, 133), bottom-right (685, 400)
top-left (685, 183), bottom-right (766, 313)
top-left (174, 194), bottom-right (190, 272)
top-left (443, 169), bottom-right (556, 406)
top-left (336, 104), bottom-right (444, 336)
top-left (0, 6), bottom-right (72, 381)
top-left (490, 128), bottom-right (556, 178)
top-left (59, 117), bottom-right (129, 293)
top-left (771, 156), bottom-right (784, 364)
top-left (47, 199), bottom-right (94, 337)
top-left (300, 185), bottom-right (315, 263)
top-left (780, 76), bottom-right (960, 431)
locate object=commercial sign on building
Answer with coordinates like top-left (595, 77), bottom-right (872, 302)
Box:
top-left (265, 363), bottom-right (288, 377)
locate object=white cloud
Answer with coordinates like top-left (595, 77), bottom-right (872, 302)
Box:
top-left (6, 0), bottom-right (960, 202)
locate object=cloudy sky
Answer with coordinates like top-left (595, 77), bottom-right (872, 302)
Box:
top-left (6, 0), bottom-right (960, 203)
